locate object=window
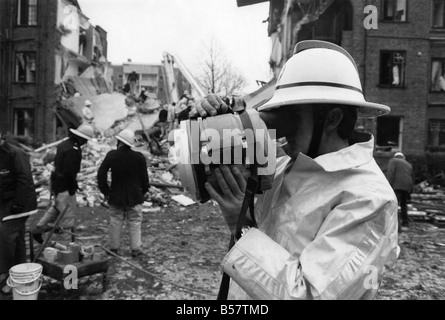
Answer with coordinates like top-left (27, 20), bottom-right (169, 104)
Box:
top-left (15, 52), bottom-right (36, 83)
top-left (383, 0), bottom-right (407, 22)
top-left (380, 51), bottom-right (406, 87)
top-left (376, 116), bottom-right (403, 151)
top-left (17, 0), bottom-right (38, 26)
top-left (13, 109), bottom-right (34, 137)
top-left (118, 74), bottom-right (123, 79)
top-left (431, 59), bottom-right (445, 92)
top-left (429, 119), bottom-right (445, 148)
top-left (433, 0), bottom-right (445, 28)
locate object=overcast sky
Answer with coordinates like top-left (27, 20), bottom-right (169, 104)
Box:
top-left (77, 0), bottom-right (272, 93)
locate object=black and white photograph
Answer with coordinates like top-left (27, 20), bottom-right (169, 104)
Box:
top-left (0, 0), bottom-right (444, 305)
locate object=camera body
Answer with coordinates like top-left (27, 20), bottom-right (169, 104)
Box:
top-left (169, 109), bottom-right (276, 203)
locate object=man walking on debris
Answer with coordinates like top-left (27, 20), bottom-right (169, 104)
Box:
top-left (97, 129), bottom-right (149, 258)
top-left (196, 41), bottom-right (399, 299)
top-left (0, 132), bottom-right (38, 295)
top-left (386, 152), bottom-right (415, 232)
top-left (32, 124), bottom-right (94, 244)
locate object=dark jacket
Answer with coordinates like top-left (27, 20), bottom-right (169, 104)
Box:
top-left (52, 137), bottom-right (82, 195)
top-left (387, 157), bottom-right (415, 193)
top-left (97, 146), bottom-right (149, 209)
top-left (0, 141), bottom-right (37, 221)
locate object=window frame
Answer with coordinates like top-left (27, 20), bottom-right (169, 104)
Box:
top-left (16, 0), bottom-right (38, 27)
top-left (14, 51), bottom-right (37, 84)
top-left (430, 58), bottom-right (445, 93)
top-left (379, 50), bottom-right (407, 88)
top-left (376, 116), bottom-right (404, 152)
top-left (13, 108), bottom-right (35, 137)
top-left (428, 118), bottom-right (445, 150)
top-left (432, 0), bottom-right (445, 29)
top-left (381, 0), bottom-right (408, 23)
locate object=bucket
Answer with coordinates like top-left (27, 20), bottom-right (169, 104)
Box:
top-left (9, 263), bottom-right (42, 284)
top-left (43, 248), bottom-right (58, 263)
top-left (7, 277), bottom-right (42, 300)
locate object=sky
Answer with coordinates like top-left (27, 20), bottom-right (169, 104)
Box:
top-left (77, 0), bottom-right (273, 94)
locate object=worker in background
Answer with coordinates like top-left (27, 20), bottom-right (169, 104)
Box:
top-left (82, 100), bottom-right (95, 124)
top-left (386, 152), bottom-right (415, 232)
top-left (195, 40), bottom-right (399, 300)
top-left (32, 124), bottom-right (94, 244)
top-left (166, 102), bottom-right (177, 133)
top-left (97, 129), bottom-right (149, 258)
top-left (0, 132), bottom-right (38, 295)
top-left (127, 71), bottom-right (140, 96)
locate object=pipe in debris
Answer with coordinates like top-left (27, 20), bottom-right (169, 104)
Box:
top-left (97, 245), bottom-right (217, 297)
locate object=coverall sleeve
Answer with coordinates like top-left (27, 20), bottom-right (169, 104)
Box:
top-left (222, 198), bottom-right (399, 300)
top-left (139, 154), bottom-right (150, 195)
top-left (386, 160), bottom-right (395, 187)
top-left (63, 148), bottom-right (81, 194)
top-left (11, 150), bottom-right (35, 208)
top-left (97, 154), bottom-right (111, 197)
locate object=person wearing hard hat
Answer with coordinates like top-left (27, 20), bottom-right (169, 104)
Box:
top-left (386, 152), bottom-right (415, 232)
top-left (0, 132), bottom-right (38, 295)
top-left (97, 129), bottom-right (149, 258)
top-left (196, 40), bottom-right (399, 300)
top-left (32, 123), bottom-right (94, 244)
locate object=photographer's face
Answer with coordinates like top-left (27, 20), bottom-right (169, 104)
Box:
top-left (267, 105), bottom-right (314, 160)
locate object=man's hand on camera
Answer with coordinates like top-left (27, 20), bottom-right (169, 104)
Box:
top-left (190, 94), bottom-right (230, 118)
top-left (205, 165), bottom-right (248, 235)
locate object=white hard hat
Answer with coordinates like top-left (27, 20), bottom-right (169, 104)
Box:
top-left (116, 129), bottom-right (135, 148)
top-left (394, 152), bottom-right (405, 159)
top-left (85, 100), bottom-right (92, 106)
top-left (70, 123), bottom-right (94, 140)
top-left (259, 40), bottom-right (391, 118)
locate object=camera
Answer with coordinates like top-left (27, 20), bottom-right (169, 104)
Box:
top-left (169, 109), bottom-right (276, 203)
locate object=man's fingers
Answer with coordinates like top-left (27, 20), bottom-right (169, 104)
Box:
top-left (194, 100), bottom-right (208, 117)
top-left (220, 165), bottom-right (242, 196)
top-left (200, 100), bottom-right (217, 116)
top-left (214, 168), bottom-right (233, 198)
top-left (205, 182), bottom-right (224, 204)
top-left (215, 95), bottom-right (229, 114)
top-left (232, 166), bottom-right (247, 193)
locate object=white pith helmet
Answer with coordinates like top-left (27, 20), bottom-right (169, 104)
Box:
top-left (85, 100), bottom-right (92, 106)
top-left (70, 123), bottom-right (94, 140)
top-left (116, 129), bottom-right (135, 148)
top-left (258, 40), bottom-right (391, 118)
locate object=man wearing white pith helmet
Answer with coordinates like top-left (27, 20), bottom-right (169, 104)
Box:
top-left (97, 129), bottom-right (149, 258)
top-left (32, 124), bottom-right (94, 244)
top-left (195, 40), bottom-right (399, 300)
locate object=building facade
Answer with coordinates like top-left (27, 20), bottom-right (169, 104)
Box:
top-left (0, 0), bottom-right (108, 143)
top-left (238, 0), bottom-right (445, 179)
top-left (112, 62), bottom-right (192, 105)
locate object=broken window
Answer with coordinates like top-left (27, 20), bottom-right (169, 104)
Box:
top-left (17, 0), bottom-right (38, 26)
top-left (431, 59), bottom-right (445, 92)
top-left (429, 119), bottom-right (445, 148)
top-left (15, 52), bottom-right (36, 83)
top-left (13, 109), bottom-right (34, 137)
top-left (383, 0), bottom-right (407, 22)
top-left (433, 0), bottom-right (445, 28)
top-left (376, 116), bottom-right (403, 150)
top-left (380, 51), bottom-right (406, 87)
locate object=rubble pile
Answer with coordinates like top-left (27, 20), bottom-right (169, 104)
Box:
top-left (30, 137), bottom-right (184, 213)
top-left (408, 181), bottom-right (445, 228)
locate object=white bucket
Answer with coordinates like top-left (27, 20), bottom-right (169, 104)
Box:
top-left (7, 277), bottom-right (42, 300)
top-left (9, 263), bottom-right (43, 284)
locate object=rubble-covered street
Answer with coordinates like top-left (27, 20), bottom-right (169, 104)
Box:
top-left (10, 137), bottom-right (445, 300)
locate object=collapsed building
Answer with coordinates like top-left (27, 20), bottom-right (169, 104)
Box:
top-left (241, 0), bottom-right (445, 182)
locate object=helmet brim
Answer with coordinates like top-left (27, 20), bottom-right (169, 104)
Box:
top-left (116, 135), bottom-right (134, 148)
top-left (70, 128), bottom-right (93, 141)
top-left (258, 85), bottom-right (390, 118)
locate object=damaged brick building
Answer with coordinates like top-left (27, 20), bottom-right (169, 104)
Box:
top-left (0, 0), bottom-right (109, 143)
top-left (241, 0), bottom-right (445, 180)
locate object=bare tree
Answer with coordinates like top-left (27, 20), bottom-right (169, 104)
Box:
top-left (196, 38), bottom-right (247, 97)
